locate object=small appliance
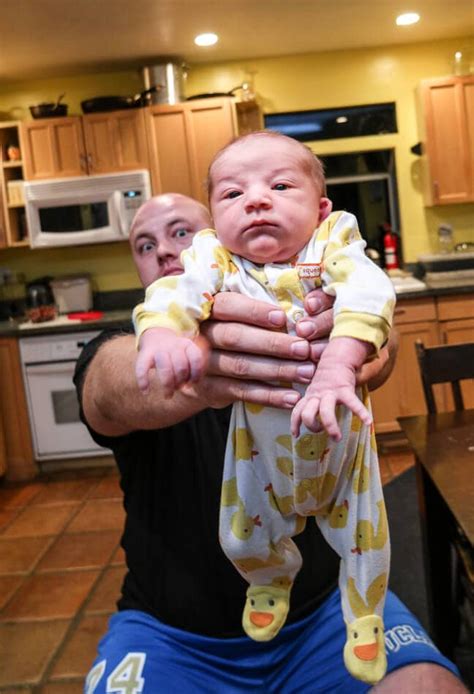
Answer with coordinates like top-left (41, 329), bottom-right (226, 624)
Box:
top-left (24, 169), bottom-right (151, 248)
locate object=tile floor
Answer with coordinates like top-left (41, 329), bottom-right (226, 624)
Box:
top-left (0, 448), bottom-right (414, 693)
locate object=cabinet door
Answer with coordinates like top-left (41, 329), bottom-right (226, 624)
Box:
top-left (82, 109), bottom-right (149, 174)
top-left (145, 105), bottom-right (194, 197)
top-left (439, 317), bottom-right (474, 410)
top-left (185, 98), bottom-right (237, 204)
top-left (0, 338), bottom-right (37, 480)
top-left (421, 76), bottom-right (473, 204)
top-left (22, 117), bottom-right (87, 180)
top-left (371, 320), bottom-right (442, 432)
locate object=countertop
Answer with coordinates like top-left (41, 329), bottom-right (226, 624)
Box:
top-left (1, 282), bottom-right (474, 338)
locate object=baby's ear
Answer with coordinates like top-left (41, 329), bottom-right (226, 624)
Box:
top-left (318, 197), bottom-right (333, 223)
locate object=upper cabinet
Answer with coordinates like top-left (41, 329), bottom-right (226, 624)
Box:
top-left (146, 98), bottom-right (263, 204)
top-left (22, 109), bottom-right (149, 180)
top-left (418, 75), bottom-right (474, 206)
top-left (0, 121), bottom-right (28, 248)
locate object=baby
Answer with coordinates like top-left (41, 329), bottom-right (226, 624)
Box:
top-left (133, 131), bottom-right (396, 685)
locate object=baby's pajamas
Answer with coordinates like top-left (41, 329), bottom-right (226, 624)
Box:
top-left (133, 210), bottom-right (396, 684)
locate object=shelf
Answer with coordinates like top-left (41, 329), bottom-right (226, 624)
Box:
top-left (2, 160), bottom-right (23, 168)
top-left (7, 202), bottom-right (25, 209)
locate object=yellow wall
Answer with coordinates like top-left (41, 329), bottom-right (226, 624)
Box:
top-left (0, 37), bottom-right (473, 290)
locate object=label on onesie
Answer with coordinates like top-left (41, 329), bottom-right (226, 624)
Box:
top-left (296, 263), bottom-right (323, 279)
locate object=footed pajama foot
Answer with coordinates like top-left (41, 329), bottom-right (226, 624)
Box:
top-left (343, 614), bottom-right (387, 684)
top-left (242, 585), bottom-right (290, 642)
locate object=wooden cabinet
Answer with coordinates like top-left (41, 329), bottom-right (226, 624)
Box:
top-left (22, 110), bottom-right (149, 180)
top-left (436, 295), bottom-right (474, 410)
top-left (418, 75), bottom-right (474, 205)
top-left (146, 98), bottom-right (263, 204)
top-left (0, 122), bottom-right (28, 247)
top-left (371, 298), bottom-right (441, 432)
top-left (0, 337), bottom-right (37, 481)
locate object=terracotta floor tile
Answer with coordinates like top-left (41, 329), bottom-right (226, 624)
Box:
top-left (31, 478), bottom-right (98, 506)
top-left (65, 499), bottom-right (125, 534)
top-left (0, 482), bottom-right (44, 510)
top-left (0, 508), bottom-right (19, 533)
top-left (85, 566), bottom-right (126, 614)
top-left (0, 570), bottom-right (99, 622)
top-left (38, 681), bottom-right (84, 693)
top-left (386, 452), bottom-right (415, 478)
top-left (0, 536), bottom-right (52, 574)
top-left (88, 474), bottom-right (122, 500)
top-left (0, 575), bottom-right (24, 611)
top-left (110, 544), bottom-right (126, 566)
top-left (50, 613), bottom-right (109, 679)
top-left (37, 531), bottom-right (121, 572)
top-left (0, 620), bottom-right (69, 687)
top-left (2, 504), bottom-right (79, 539)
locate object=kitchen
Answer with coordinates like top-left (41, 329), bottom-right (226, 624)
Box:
top-left (0, 1), bottom-right (473, 690)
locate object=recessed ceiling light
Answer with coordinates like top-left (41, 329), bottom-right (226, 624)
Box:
top-left (336, 116), bottom-right (348, 124)
top-left (396, 12), bottom-right (420, 26)
top-left (194, 33), bottom-right (218, 47)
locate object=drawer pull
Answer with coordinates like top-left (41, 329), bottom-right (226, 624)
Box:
top-left (395, 309), bottom-right (406, 316)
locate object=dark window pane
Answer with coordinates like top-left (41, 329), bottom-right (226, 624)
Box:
top-left (264, 103), bottom-right (397, 142)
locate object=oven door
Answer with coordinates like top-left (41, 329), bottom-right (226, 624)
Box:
top-left (23, 360), bottom-right (111, 459)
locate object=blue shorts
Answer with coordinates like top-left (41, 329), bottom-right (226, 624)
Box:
top-left (84, 589), bottom-right (459, 693)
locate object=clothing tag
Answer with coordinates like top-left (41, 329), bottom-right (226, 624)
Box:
top-left (296, 263), bottom-right (322, 279)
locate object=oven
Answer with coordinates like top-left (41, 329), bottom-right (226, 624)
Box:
top-left (19, 330), bottom-right (111, 462)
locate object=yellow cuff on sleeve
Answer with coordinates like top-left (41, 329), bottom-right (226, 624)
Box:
top-left (331, 311), bottom-right (391, 353)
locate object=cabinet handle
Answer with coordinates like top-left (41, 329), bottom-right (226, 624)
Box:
top-left (87, 153), bottom-right (93, 171)
top-left (394, 308), bottom-right (406, 316)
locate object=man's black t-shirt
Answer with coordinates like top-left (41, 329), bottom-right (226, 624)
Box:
top-left (74, 328), bottom-right (339, 637)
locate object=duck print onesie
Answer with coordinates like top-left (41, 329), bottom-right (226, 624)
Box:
top-left (133, 211), bottom-right (396, 685)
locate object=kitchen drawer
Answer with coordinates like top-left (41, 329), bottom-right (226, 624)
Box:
top-left (393, 298), bottom-right (436, 324)
top-left (437, 294), bottom-right (474, 321)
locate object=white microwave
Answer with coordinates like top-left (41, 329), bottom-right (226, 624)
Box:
top-left (24, 170), bottom-right (151, 248)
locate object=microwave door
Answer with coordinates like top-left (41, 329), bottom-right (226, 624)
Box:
top-left (27, 194), bottom-right (119, 248)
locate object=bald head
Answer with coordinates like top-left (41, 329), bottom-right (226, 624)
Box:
top-left (129, 193), bottom-right (212, 287)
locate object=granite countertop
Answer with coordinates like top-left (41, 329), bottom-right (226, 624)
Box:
top-left (1, 282), bottom-right (474, 338)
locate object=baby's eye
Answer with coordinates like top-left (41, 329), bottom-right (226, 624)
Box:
top-left (273, 183), bottom-right (289, 191)
top-left (174, 228), bottom-right (190, 239)
top-left (226, 190), bottom-right (241, 199)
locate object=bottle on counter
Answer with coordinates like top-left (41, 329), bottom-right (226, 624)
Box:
top-left (380, 222), bottom-right (399, 270)
top-left (438, 224), bottom-right (454, 254)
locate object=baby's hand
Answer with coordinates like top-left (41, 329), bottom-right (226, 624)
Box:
top-left (290, 360), bottom-right (372, 441)
top-left (135, 327), bottom-right (207, 396)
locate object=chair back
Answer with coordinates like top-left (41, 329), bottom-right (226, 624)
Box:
top-left (415, 340), bottom-right (474, 414)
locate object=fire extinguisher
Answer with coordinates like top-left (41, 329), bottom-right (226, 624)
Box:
top-left (381, 223), bottom-right (399, 270)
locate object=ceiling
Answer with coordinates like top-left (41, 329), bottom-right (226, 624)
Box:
top-left (0, 0), bottom-right (472, 82)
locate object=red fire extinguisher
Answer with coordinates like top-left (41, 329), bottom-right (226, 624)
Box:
top-left (382, 223), bottom-right (399, 270)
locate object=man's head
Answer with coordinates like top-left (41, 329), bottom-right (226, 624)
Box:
top-left (129, 193), bottom-right (211, 287)
top-left (207, 131), bottom-right (332, 264)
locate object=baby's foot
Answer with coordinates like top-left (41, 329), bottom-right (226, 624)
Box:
top-left (242, 585), bottom-right (290, 641)
top-left (343, 615), bottom-right (387, 684)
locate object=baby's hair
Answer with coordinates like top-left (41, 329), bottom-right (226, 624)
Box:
top-left (206, 130), bottom-right (326, 199)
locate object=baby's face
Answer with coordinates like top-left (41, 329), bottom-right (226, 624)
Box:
top-left (209, 138), bottom-right (331, 264)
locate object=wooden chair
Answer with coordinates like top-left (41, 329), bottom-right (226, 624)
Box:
top-left (415, 340), bottom-right (474, 414)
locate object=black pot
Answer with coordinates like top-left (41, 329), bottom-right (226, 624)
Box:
top-left (81, 87), bottom-right (161, 114)
top-left (29, 103), bottom-right (69, 118)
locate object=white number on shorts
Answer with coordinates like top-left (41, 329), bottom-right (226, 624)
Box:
top-left (106, 652), bottom-right (146, 694)
top-left (85, 660), bottom-right (106, 694)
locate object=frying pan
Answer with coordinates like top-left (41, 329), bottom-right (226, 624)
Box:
top-left (29, 94), bottom-right (68, 118)
top-left (81, 87), bottom-right (161, 113)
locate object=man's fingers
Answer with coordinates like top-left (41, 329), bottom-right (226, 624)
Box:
top-left (211, 292), bottom-right (287, 329)
top-left (296, 309), bottom-right (334, 341)
top-left (190, 376), bottom-right (302, 411)
top-left (202, 321), bottom-right (310, 360)
top-left (208, 350), bottom-right (315, 384)
top-left (303, 288), bottom-right (335, 316)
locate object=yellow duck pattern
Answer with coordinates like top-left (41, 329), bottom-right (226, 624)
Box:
top-left (132, 211), bottom-right (394, 685)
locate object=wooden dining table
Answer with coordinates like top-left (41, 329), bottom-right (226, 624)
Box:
top-left (398, 409), bottom-right (474, 658)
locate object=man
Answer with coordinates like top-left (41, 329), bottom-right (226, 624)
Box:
top-left (76, 194), bottom-right (465, 693)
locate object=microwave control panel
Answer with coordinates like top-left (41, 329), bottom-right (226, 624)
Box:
top-left (123, 190), bottom-right (145, 223)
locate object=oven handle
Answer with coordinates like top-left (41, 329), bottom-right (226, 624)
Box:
top-left (25, 362), bottom-right (76, 376)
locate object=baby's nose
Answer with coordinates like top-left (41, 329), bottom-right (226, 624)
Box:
top-left (245, 186), bottom-right (272, 210)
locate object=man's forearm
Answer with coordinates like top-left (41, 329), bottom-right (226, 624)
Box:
top-left (82, 334), bottom-right (206, 436)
